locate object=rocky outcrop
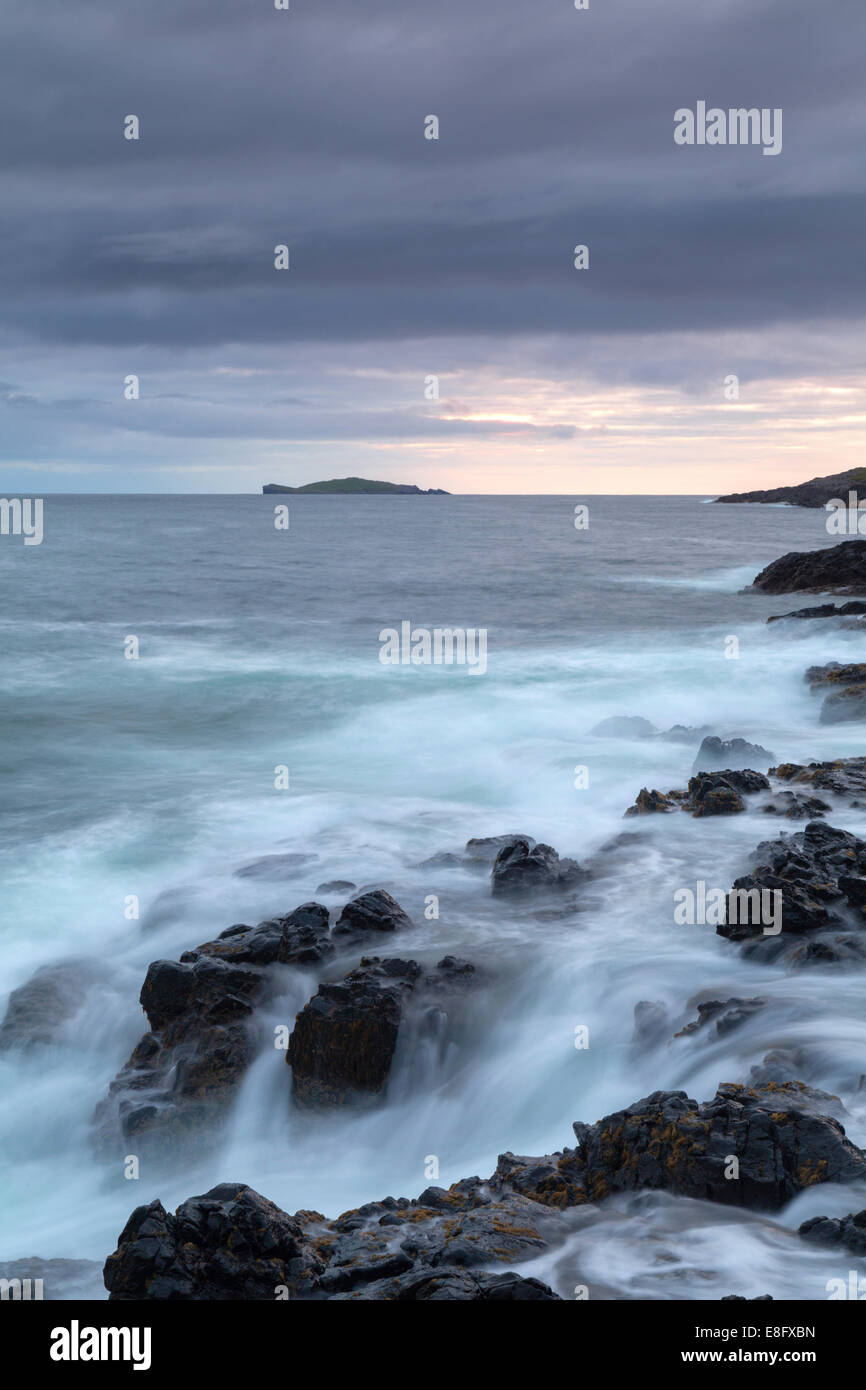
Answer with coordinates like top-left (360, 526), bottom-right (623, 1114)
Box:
top-left (332, 890), bottom-right (412, 941)
top-left (799, 1208), bottom-right (866, 1255)
top-left (770, 757), bottom-right (866, 803)
top-left (751, 539), bottom-right (866, 596)
top-left (693, 736), bottom-right (775, 772)
top-left (574, 1082), bottom-right (866, 1210)
top-left (805, 663), bottom-right (866, 725)
top-left (464, 833), bottom-right (535, 863)
top-left (718, 820), bottom-right (866, 960)
top-left (490, 838), bottom-right (583, 896)
top-left (625, 769), bottom-right (769, 818)
top-left (288, 955), bottom-right (476, 1108)
top-left (104, 1081), bottom-right (866, 1298)
top-left (95, 904), bottom-right (333, 1151)
top-left (768, 600), bottom-right (866, 624)
top-left (760, 790), bottom-right (830, 819)
top-left (674, 997), bottom-right (766, 1040)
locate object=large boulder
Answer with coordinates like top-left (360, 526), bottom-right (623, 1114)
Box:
top-left (751, 539), bottom-right (866, 596)
top-left (288, 955), bottom-right (476, 1108)
top-left (332, 890), bottom-right (412, 940)
top-left (104, 1184), bottom-right (324, 1300)
top-left (490, 838), bottom-right (583, 896)
top-left (799, 1209), bottom-right (866, 1255)
top-left (575, 1082), bottom-right (866, 1210)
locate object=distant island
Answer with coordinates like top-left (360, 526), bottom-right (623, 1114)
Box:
top-left (714, 467), bottom-right (866, 509)
top-left (262, 477), bottom-right (450, 495)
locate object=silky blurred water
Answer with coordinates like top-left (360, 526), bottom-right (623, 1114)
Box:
top-left (0, 493), bottom-right (864, 1299)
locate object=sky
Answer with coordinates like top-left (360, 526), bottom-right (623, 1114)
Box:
top-left (0, 0), bottom-right (864, 494)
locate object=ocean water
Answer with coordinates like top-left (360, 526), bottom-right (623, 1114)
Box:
top-left (1, 492), bottom-right (865, 1300)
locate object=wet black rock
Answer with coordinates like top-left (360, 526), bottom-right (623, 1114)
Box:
top-left (95, 904), bottom-right (332, 1151)
top-left (288, 955), bottom-right (476, 1108)
top-left (751, 539), bottom-right (866, 596)
top-left (770, 757), bottom-right (866, 802)
top-left (799, 1209), bottom-right (866, 1255)
top-left (624, 770), bottom-right (768, 819)
top-left (760, 790), bottom-right (831, 819)
top-left (332, 889), bottom-right (412, 940)
top-left (490, 838), bottom-right (583, 896)
top-left (768, 600), bottom-right (866, 624)
top-left (693, 736), bottom-right (776, 772)
top-left (575, 1082), bottom-right (866, 1210)
top-left (104, 1080), bottom-right (866, 1299)
top-left (718, 820), bottom-right (866, 949)
top-left (104, 1184), bottom-right (324, 1300)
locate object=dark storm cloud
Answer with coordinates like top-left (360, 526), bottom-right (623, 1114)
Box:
top-left (1, 0), bottom-right (864, 351)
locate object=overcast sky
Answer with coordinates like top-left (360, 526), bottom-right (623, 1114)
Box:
top-left (1, 0), bottom-right (864, 493)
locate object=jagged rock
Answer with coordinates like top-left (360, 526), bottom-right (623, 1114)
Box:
top-left (805, 662), bottom-right (866, 688)
top-left (332, 890), bottom-right (412, 940)
top-left (464, 834), bottom-right (535, 862)
top-left (288, 955), bottom-right (476, 1108)
top-left (674, 997), bottom-right (766, 1039)
top-left (624, 788), bottom-right (679, 816)
top-left (490, 838), bottom-right (583, 896)
top-left (234, 852), bottom-right (316, 880)
top-left (770, 757), bottom-right (866, 802)
top-left (104, 1081), bottom-right (866, 1299)
top-left (752, 539), bottom-right (866, 596)
top-left (718, 820), bottom-right (866, 948)
top-left (574, 1082), bottom-right (866, 1210)
top-left (693, 737), bottom-right (775, 772)
top-left (768, 600), bottom-right (866, 623)
top-left (0, 960), bottom-right (108, 1051)
top-left (722, 1294), bottom-right (774, 1301)
top-left (104, 1185), bottom-right (324, 1300)
top-left (624, 770), bottom-right (768, 819)
top-left (95, 904), bottom-right (332, 1151)
top-left (799, 1209), bottom-right (866, 1255)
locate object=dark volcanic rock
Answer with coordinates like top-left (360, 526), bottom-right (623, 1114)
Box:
top-left (770, 757), bottom-right (866, 802)
top-left (490, 838), bottom-right (583, 896)
top-left (104, 1184), bottom-right (324, 1300)
top-left (820, 686), bottom-right (866, 725)
top-left (799, 1209), bottom-right (866, 1255)
top-left (105, 1079), bottom-right (866, 1299)
top-left (693, 737), bottom-right (775, 772)
top-left (768, 600), bottom-right (866, 624)
top-left (0, 960), bottom-right (108, 1051)
top-left (624, 770), bottom-right (768, 819)
top-left (718, 820), bottom-right (866, 948)
top-left (760, 790), bottom-right (831, 819)
top-left (95, 904), bottom-right (333, 1151)
top-left (805, 661), bottom-right (866, 688)
top-left (288, 955), bottom-right (476, 1108)
top-left (751, 539), bottom-right (866, 596)
top-left (332, 889), bottom-right (412, 940)
top-left (575, 1082), bottom-right (866, 1210)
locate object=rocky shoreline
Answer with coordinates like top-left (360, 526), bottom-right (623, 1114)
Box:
top-left (3, 538), bottom-right (866, 1300)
